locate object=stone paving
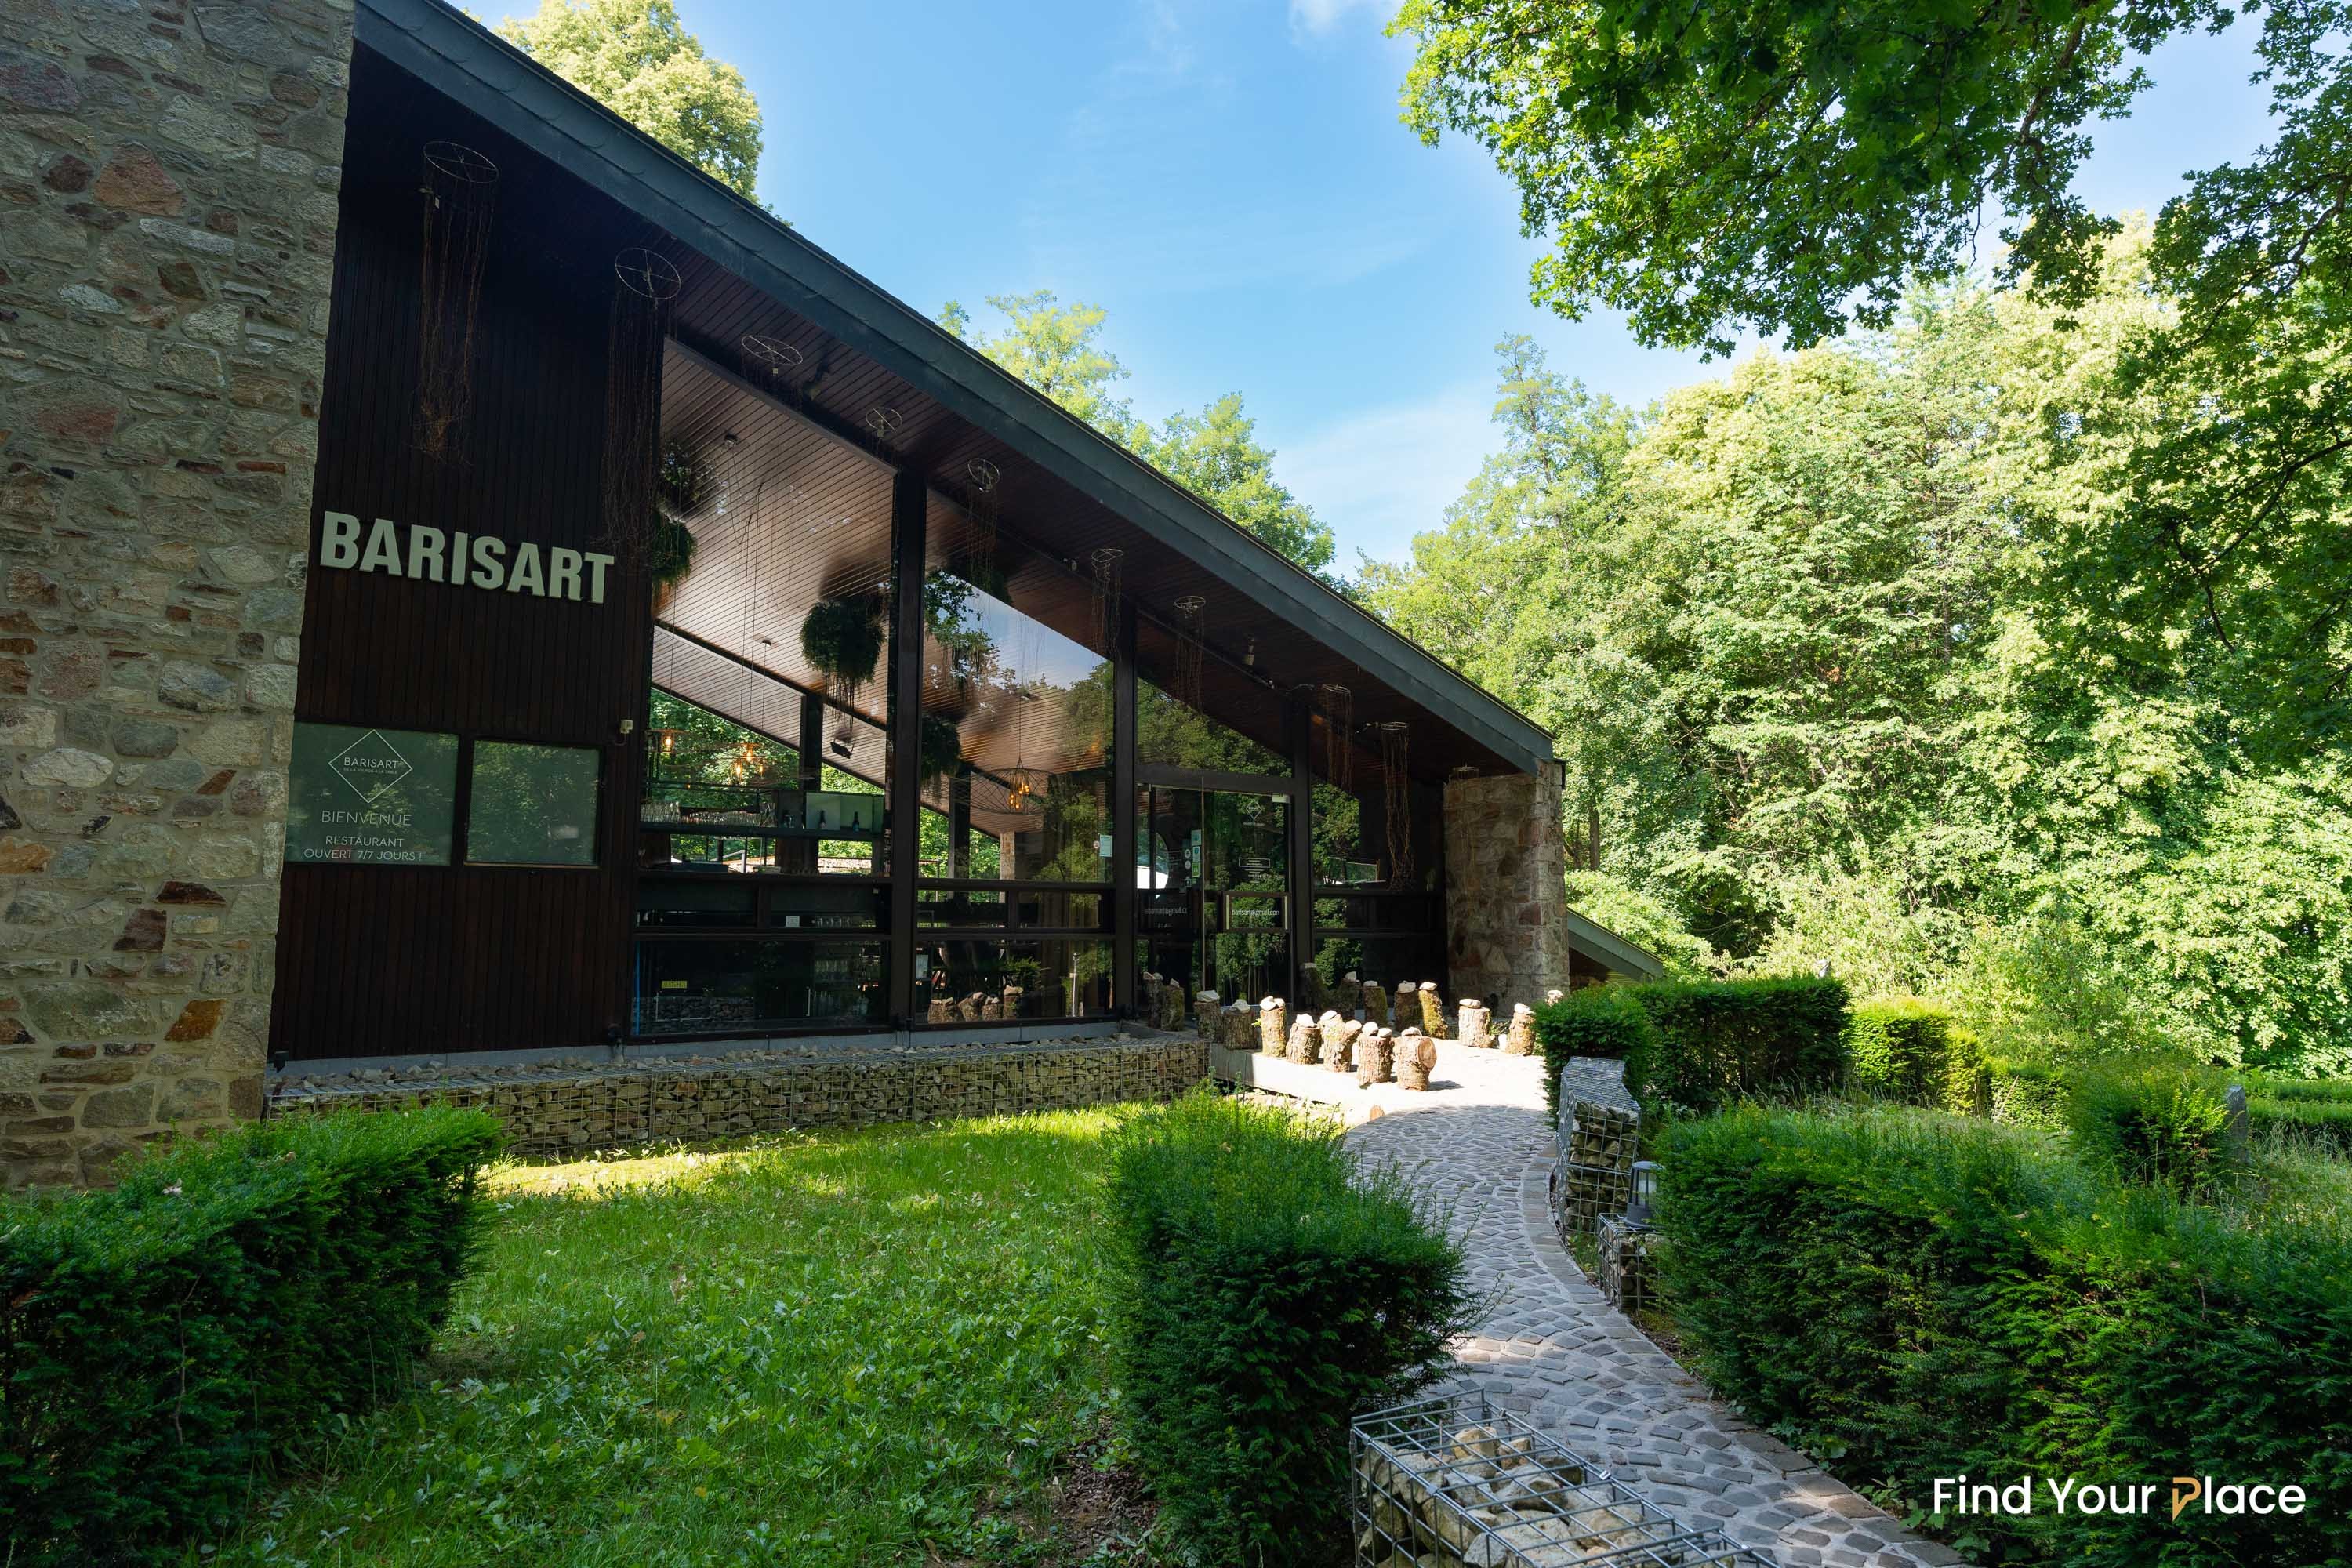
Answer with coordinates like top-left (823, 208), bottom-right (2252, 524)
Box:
top-left (1348, 1044), bottom-right (1965, 1568)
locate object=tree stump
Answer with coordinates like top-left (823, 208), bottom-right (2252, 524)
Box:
top-left (1363, 979), bottom-right (1390, 1029)
top-left (1285, 1013), bottom-right (1320, 1064)
top-left (1545, 989), bottom-right (1565, 1006)
top-left (1258, 996), bottom-right (1287, 1055)
top-left (959, 993), bottom-right (985, 1022)
top-left (1504, 1002), bottom-right (1537, 1055)
top-left (1458, 1000), bottom-right (1492, 1047)
top-left (1000, 985), bottom-right (1023, 1019)
top-left (1160, 978), bottom-right (1187, 1030)
top-left (1395, 1029), bottom-right (1436, 1091)
top-left (1356, 1028), bottom-right (1395, 1086)
top-left (981, 995), bottom-right (1002, 1022)
top-left (927, 996), bottom-right (952, 1023)
top-left (1195, 989), bottom-right (1221, 1038)
top-left (1221, 1001), bottom-right (1254, 1048)
top-left (1298, 963), bottom-right (1327, 1018)
top-left (1319, 1011), bottom-right (1359, 1070)
top-left (1418, 982), bottom-right (1448, 1038)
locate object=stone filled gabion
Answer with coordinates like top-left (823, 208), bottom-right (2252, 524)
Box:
top-left (1504, 1004), bottom-right (1537, 1056)
top-left (270, 1038), bottom-right (1207, 1160)
top-left (1351, 1394), bottom-right (1774, 1568)
top-left (1553, 1058), bottom-right (1643, 1244)
top-left (1285, 1012), bottom-right (1321, 1065)
top-left (1258, 996), bottom-right (1288, 1055)
top-left (1596, 1214), bottom-right (1663, 1317)
top-left (1356, 1028), bottom-right (1395, 1086)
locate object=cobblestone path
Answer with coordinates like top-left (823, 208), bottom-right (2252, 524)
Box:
top-left (1347, 1058), bottom-right (1964, 1568)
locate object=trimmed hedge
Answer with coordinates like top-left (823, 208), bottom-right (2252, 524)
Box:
top-left (0, 1106), bottom-right (503, 1566)
top-left (1845, 997), bottom-right (1983, 1113)
top-left (1987, 1054), bottom-right (2070, 1130)
top-left (1534, 975), bottom-right (1849, 1117)
top-left (1530, 984), bottom-right (1657, 1121)
top-left (1657, 1105), bottom-right (2352, 1567)
top-left (1103, 1091), bottom-right (1472, 1565)
top-left (2244, 1073), bottom-right (2352, 1157)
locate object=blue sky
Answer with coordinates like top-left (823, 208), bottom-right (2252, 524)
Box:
top-left (633, 1), bottom-right (2280, 568)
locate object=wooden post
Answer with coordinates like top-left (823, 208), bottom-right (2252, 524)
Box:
top-left (1111, 599), bottom-right (1137, 1016)
top-left (884, 467), bottom-right (925, 1027)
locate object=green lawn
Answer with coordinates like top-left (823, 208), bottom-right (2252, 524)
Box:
top-left (194, 1109), bottom-right (1161, 1568)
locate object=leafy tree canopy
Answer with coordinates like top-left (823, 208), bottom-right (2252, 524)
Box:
top-left (499, 0), bottom-right (764, 198)
top-left (1393, 0), bottom-right (2352, 755)
top-left (942, 293), bottom-right (1339, 579)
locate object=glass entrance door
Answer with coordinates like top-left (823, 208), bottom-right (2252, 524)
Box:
top-left (1136, 784), bottom-right (1290, 1007)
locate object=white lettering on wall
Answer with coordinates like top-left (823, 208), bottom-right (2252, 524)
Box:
top-left (313, 512), bottom-right (615, 605)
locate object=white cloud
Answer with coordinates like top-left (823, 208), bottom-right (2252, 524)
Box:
top-left (1272, 379), bottom-right (1497, 568)
top-left (1288, 0), bottom-right (1391, 40)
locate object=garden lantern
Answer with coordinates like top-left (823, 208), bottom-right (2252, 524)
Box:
top-left (1627, 1160), bottom-right (1659, 1225)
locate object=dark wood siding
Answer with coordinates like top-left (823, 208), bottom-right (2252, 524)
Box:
top-left (271, 49), bottom-right (654, 1060)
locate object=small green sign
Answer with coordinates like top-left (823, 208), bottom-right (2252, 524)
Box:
top-left (288, 724), bottom-right (459, 866)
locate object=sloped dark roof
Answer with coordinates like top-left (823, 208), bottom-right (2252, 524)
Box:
top-left (355, 0), bottom-right (1555, 775)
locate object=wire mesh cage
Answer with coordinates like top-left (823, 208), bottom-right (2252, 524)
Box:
top-left (1351, 1393), bottom-right (1780, 1567)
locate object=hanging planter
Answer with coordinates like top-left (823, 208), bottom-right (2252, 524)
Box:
top-left (659, 439), bottom-right (711, 515)
top-left (800, 593), bottom-right (886, 706)
top-left (648, 514), bottom-right (697, 593)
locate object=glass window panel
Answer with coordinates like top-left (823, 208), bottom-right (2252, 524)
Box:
top-left (287, 723), bottom-right (459, 866)
top-left (637, 880), bottom-right (757, 929)
top-left (1016, 888), bottom-right (1105, 931)
top-left (916, 549), bottom-right (1113, 886)
top-left (466, 742), bottom-right (600, 866)
top-left (1135, 674), bottom-right (1285, 774)
top-left (917, 938), bottom-right (1113, 1021)
top-left (634, 938), bottom-right (888, 1034)
top-left (917, 886), bottom-right (1009, 928)
top-left (769, 883), bottom-right (887, 931)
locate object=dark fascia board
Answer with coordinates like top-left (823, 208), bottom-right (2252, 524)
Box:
top-left (1564, 906), bottom-right (1664, 981)
top-left (354, 0), bottom-right (1558, 777)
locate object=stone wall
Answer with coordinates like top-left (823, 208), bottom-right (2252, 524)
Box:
top-left (1443, 763), bottom-right (1572, 1007)
top-left (268, 1037), bottom-right (1210, 1160)
top-left (1, 0), bottom-right (350, 1185)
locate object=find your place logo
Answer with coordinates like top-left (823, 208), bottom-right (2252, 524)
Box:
top-left (1933, 1475), bottom-right (2310, 1521)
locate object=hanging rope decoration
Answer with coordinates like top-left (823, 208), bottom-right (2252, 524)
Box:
top-left (1319, 684), bottom-right (1353, 790)
top-left (963, 458), bottom-right (1000, 582)
top-left (740, 332), bottom-right (804, 409)
top-left (414, 141), bottom-right (499, 459)
top-left (863, 405), bottom-right (903, 462)
top-left (1377, 720), bottom-right (1414, 889)
top-left (601, 246), bottom-right (682, 561)
top-left (1088, 546), bottom-right (1124, 655)
top-left (1173, 595), bottom-right (1207, 712)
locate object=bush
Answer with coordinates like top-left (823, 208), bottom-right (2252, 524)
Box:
top-left (1657, 1105), bottom-right (2352, 1567)
top-left (2067, 1065), bottom-right (2238, 1194)
top-left (0, 1106), bottom-right (503, 1566)
top-left (1986, 1054), bottom-right (2070, 1131)
top-left (1532, 984), bottom-right (1657, 1122)
top-left (1103, 1091), bottom-right (1472, 1566)
top-left (1533, 975), bottom-right (1849, 1120)
top-left (1845, 996), bottom-right (1983, 1112)
top-left (1621, 975), bottom-right (1849, 1112)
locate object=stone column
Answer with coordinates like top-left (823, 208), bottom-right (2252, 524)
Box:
top-left (1443, 763), bottom-right (1573, 1011)
top-left (0, 0), bottom-right (350, 1184)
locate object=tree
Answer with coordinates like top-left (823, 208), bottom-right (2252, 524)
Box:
top-left (499, 0), bottom-right (764, 198)
top-left (943, 293), bottom-right (1337, 577)
top-left (1392, 0), bottom-right (2352, 755)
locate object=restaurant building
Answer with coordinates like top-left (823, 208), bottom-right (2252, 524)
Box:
top-left (1, 0), bottom-right (1657, 1182)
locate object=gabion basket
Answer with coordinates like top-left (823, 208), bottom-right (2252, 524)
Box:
top-left (1351, 1393), bottom-right (1780, 1567)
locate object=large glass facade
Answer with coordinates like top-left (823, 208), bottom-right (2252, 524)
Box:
top-left (617, 343), bottom-right (1475, 1040)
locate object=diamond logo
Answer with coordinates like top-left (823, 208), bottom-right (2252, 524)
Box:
top-left (329, 729), bottom-right (413, 805)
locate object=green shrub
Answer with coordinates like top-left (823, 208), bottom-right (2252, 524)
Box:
top-left (1986, 1054), bottom-right (2070, 1131)
top-left (1622, 975), bottom-right (1849, 1112)
top-left (1532, 985), bottom-right (1657, 1122)
top-left (1845, 996), bottom-right (1983, 1112)
top-left (2249, 1094), bottom-right (2352, 1157)
top-left (1534, 976), bottom-right (1849, 1120)
top-left (1657, 1105), bottom-right (2352, 1567)
top-left (0, 1106), bottom-right (502, 1566)
top-left (2067, 1065), bottom-right (2238, 1195)
top-left (1103, 1091), bottom-right (1471, 1566)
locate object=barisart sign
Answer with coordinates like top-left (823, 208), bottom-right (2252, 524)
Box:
top-left (318, 512), bottom-right (618, 603)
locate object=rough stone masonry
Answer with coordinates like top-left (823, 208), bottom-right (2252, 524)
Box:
top-left (1443, 762), bottom-right (1573, 1010)
top-left (0, 0), bottom-right (350, 1185)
